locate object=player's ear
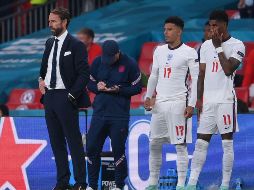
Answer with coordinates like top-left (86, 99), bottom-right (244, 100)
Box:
top-left (62, 18), bottom-right (67, 28)
top-left (178, 28), bottom-right (183, 36)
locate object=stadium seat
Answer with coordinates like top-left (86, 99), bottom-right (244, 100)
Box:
top-left (237, 42), bottom-right (254, 75)
top-left (186, 41), bottom-right (201, 50)
top-left (7, 103), bottom-right (43, 110)
top-left (88, 92), bottom-right (96, 105)
top-left (244, 42), bottom-right (254, 57)
top-left (138, 42), bottom-right (161, 76)
top-left (131, 88), bottom-right (147, 108)
top-left (6, 88), bottom-right (43, 110)
top-left (235, 87), bottom-right (249, 104)
top-left (226, 10), bottom-right (240, 19)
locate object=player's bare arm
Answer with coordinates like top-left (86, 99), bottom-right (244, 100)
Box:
top-left (217, 54), bottom-right (241, 76)
top-left (197, 63), bottom-right (206, 112)
top-left (211, 29), bottom-right (241, 76)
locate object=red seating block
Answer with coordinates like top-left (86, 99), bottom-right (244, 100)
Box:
top-left (88, 92), bottom-right (96, 105)
top-left (235, 87), bottom-right (249, 104)
top-left (131, 88), bottom-right (147, 108)
top-left (237, 42), bottom-right (254, 75)
top-left (186, 41), bottom-right (201, 50)
top-left (244, 42), bottom-right (254, 57)
top-left (138, 42), bottom-right (161, 76)
top-left (7, 88), bottom-right (43, 110)
top-left (226, 10), bottom-right (240, 19)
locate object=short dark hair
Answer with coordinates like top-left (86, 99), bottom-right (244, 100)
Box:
top-left (205, 21), bottom-right (210, 26)
top-left (164, 16), bottom-right (184, 29)
top-left (0, 104), bottom-right (9, 116)
top-left (51, 7), bottom-right (71, 27)
top-left (209, 10), bottom-right (229, 25)
top-left (77, 28), bottom-right (95, 39)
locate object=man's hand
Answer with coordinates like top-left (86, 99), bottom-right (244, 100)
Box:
top-left (97, 81), bottom-right (107, 91)
top-left (196, 99), bottom-right (203, 121)
top-left (144, 97), bottom-right (152, 111)
top-left (39, 79), bottom-right (46, 94)
top-left (68, 93), bottom-right (77, 108)
top-left (211, 27), bottom-right (223, 48)
top-left (184, 106), bottom-right (194, 118)
top-left (104, 85), bottom-right (120, 93)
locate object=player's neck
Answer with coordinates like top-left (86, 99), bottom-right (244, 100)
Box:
top-left (168, 41), bottom-right (182, 50)
top-left (222, 32), bottom-right (230, 42)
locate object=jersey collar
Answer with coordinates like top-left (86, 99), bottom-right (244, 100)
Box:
top-left (168, 42), bottom-right (183, 50)
top-left (222, 35), bottom-right (231, 43)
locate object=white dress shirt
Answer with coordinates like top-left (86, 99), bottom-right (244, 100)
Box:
top-left (45, 30), bottom-right (68, 89)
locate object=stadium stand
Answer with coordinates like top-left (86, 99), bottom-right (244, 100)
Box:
top-left (186, 41), bottom-right (202, 49)
top-left (235, 87), bottom-right (249, 105)
top-left (88, 91), bottom-right (96, 106)
top-left (6, 88), bottom-right (43, 110)
top-left (138, 42), bottom-right (161, 76)
top-left (130, 87), bottom-right (147, 109)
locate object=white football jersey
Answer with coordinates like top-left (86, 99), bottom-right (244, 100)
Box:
top-left (200, 37), bottom-right (245, 103)
top-left (146, 43), bottom-right (199, 107)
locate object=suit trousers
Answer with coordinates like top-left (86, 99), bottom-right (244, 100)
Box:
top-left (44, 89), bottom-right (86, 187)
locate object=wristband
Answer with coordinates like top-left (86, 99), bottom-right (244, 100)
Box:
top-left (216, 47), bottom-right (223, 54)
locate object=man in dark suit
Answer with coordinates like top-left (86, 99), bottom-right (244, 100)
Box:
top-left (38, 7), bottom-right (90, 190)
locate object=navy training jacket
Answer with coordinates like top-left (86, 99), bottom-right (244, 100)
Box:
top-left (87, 53), bottom-right (142, 119)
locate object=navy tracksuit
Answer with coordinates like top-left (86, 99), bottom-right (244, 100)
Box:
top-left (87, 53), bottom-right (142, 189)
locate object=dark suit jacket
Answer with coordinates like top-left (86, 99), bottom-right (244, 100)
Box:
top-left (40, 33), bottom-right (91, 108)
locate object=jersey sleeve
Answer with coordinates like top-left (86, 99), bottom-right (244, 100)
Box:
top-left (187, 48), bottom-right (199, 107)
top-left (118, 59), bottom-right (142, 97)
top-left (145, 47), bottom-right (159, 99)
top-left (199, 42), bottom-right (207, 64)
top-left (230, 42), bottom-right (245, 62)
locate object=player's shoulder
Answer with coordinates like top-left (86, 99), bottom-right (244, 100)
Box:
top-left (181, 43), bottom-right (198, 55)
top-left (199, 39), bottom-right (213, 53)
top-left (227, 37), bottom-right (244, 47)
top-left (153, 43), bottom-right (168, 53)
top-left (122, 53), bottom-right (138, 67)
top-left (201, 39), bottom-right (213, 48)
top-left (182, 43), bottom-right (196, 51)
top-left (228, 36), bottom-right (243, 43)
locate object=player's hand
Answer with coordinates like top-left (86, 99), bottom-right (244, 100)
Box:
top-left (38, 79), bottom-right (46, 94)
top-left (144, 97), bottom-right (152, 111)
top-left (196, 99), bottom-right (203, 121)
top-left (211, 27), bottom-right (223, 48)
top-left (104, 85), bottom-right (120, 93)
top-left (184, 106), bottom-right (194, 118)
top-left (97, 81), bottom-right (107, 91)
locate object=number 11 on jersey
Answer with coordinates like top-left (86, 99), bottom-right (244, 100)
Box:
top-left (164, 67), bottom-right (171, 78)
